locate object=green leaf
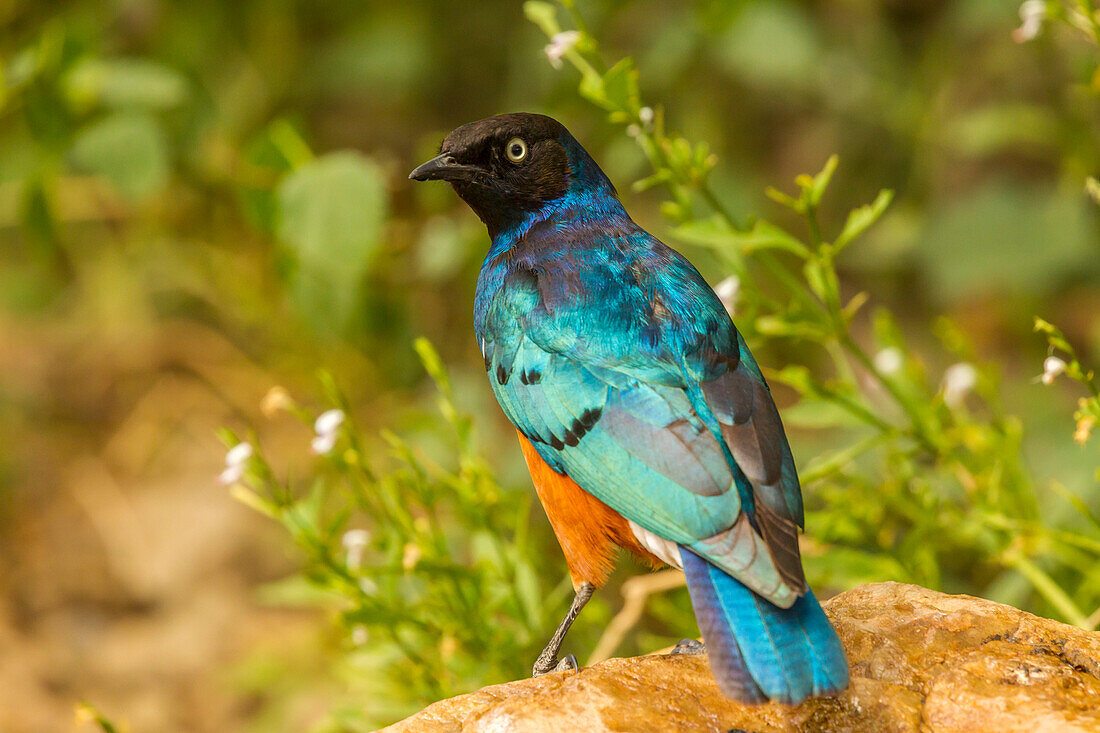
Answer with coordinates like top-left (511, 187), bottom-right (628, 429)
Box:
top-left (799, 434), bottom-right (885, 484)
top-left (1033, 317), bottom-right (1075, 356)
top-left (413, 337), bottom-right (450, 392)
top-left (276, 151), bottom-right (388, 330)
top-left (287, 481), bottom-right (327, 532)
top-left (842, 291), bottom-right (870, 321)
top-left (602, 59), bottom-right (639, 112)
top-left (780, 399), bottom-right (864, 429)
top-left (834, 189), bottom-right (893, 251)
top-left (737, 219), bottom-right (810, 258)
top-left (672, 214), bottom-right (734, 247)
top-left (673, 216), bottom-right (808, 259)
top-left (631, 169), bottom-right (672, 193)
top-left (581, 58), bottom-right (639, 113)
top-left (523, 1), bottom-right (561, 36)
top-left (755, 315), bottom-right (830, 339)
top-left (578, 70), bottom-right (605, 107)
top-left (803, 259), bottom-right (828, 301)
top-left (764, 186), bottom-right (800, 211)
top-left (767, 364), bottom-right (816, 394)
top-left (70, 112), bottom-right (169, 200)
top-left (230, 485), bottom-right (278, 519)
top-left (62, 57), bottom-right (188, 111)
top-left (237, 119), bottom-right (309, 235)
top-left (808, 154), bottom-right (838, 207)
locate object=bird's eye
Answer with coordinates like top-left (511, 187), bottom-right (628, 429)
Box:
top-left (505, 137), bottom-right (528, 163)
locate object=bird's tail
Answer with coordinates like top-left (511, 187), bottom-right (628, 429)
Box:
top-left (679, 547), bottom-right (848, 704)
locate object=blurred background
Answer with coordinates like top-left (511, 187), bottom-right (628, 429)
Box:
top-left (1, 0), bottom-right (1098, 731)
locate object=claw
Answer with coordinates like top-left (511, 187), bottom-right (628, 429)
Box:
top-left (555, 653), bottom-right (578, 672)
top-left (670, 638), bottom-right (707, 655)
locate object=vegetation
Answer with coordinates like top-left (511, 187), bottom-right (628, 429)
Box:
top-left (2, 1), bottom-right (1098, 731)
top-left (209, 2), bottom-right (1100, 727)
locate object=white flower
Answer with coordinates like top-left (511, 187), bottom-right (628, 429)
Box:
top-left (1013, 0), bottom-right (1046, 43)
top-left (219, 442), bottom-right (253, 485)
top-left (943, 363), bottom-right (977, 407)
top-left (874, 347), bottom-right (904, 376)
top-left (351, 625), bottom-right (369, 645)
top-left (544, 30), bottom-right (580, 70)
top-left (314, 408), bottom-right (345, 435)
top-left (218, 464), bottom-right (244, 485)
top-left (714, 275), bottom-right (741, 315)
top-left (1041, 355), bottom-right (1066, 386)
top-left (311, 432), bottom-right (337, 455)
top-left (343, 529), bottom-right (370, 571)
top-left (638, 106), bottom-right (654, 127)
top-left (226, 442), bottom-right (253, 465)
top-left (311, 408), bottom-right (345, 455)
top-left (625, 124), bottom-right (642, 138)
top-left (342, 528), bottom-right (370, 549)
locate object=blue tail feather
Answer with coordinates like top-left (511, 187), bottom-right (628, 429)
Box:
top-left (680, 547), bottom-right (848, 704)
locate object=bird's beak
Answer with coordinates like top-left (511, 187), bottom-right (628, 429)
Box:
top-left (409, 153), bottom-right (481, 182)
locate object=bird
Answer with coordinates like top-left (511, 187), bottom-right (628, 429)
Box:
top-left (410, 112), bottom-right (848, 704)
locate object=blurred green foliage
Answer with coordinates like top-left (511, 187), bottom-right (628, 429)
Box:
top-left (222, 346), bottom-right (581, 725)
top-left (4, 0), bottom-right (1100, 731)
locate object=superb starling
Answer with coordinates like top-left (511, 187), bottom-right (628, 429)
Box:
top-left (410, 113), bottom-right (848, 704)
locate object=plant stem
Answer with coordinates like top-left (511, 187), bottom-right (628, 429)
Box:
top-left (1003, 549), bottom-right (1090, 628)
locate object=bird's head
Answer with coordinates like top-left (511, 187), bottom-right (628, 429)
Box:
top-left (409, 113), bottom-right (615, 237)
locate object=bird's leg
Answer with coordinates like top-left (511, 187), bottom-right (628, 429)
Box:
top-left (533, 581), bottom-right (595, 676)
top-left (670, 638), bottom-right (707, 655)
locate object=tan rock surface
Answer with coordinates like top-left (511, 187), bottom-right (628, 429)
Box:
top-left (378, 582), bottom-right (1100, 733)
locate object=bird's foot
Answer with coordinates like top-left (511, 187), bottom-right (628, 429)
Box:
top-left (532, 652), bottom-right (578, 677)
top-left (670, 638), bottom-right (706, 655)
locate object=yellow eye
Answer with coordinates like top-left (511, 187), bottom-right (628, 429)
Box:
top-left (505, 137), bottom-right (528, 163)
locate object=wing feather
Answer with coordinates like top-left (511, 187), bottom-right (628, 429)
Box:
top-left (478, 231), bottom-right (807, 606)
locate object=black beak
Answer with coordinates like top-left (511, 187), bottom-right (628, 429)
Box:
top-left (409, 153), bottom-right (481, 182)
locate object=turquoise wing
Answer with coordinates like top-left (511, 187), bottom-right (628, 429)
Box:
top-left (482, 277), bottom-right (807, 607)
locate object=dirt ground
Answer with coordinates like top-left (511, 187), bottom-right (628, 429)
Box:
top-left (0, 314), bottom-right (336, 732)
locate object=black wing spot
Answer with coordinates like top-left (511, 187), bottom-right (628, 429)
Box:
top-left (580, 407), bottom-right (602, 429)
top-left (570, 418), bottom-right (587, 440)
top-left (562, 429), bottom-right (579, 447)
top-left (549, 435), bottom-right (565, 450)
top-left (496, 363), bottom-right (509, 385)
top-left (525, 369), bottom-right (542, 384)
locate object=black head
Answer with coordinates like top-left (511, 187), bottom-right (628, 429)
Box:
top-left (410, 113), bottom-right (605, 237)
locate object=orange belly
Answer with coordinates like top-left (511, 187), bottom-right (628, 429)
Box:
top-left (516, 431), bottom-right (664, 588)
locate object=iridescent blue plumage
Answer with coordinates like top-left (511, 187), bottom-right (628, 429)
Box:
top-left (415, 112), bottom-right (847, 704)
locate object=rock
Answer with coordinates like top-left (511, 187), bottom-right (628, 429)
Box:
top-left (377, 582), bottom-right (1100, 733)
